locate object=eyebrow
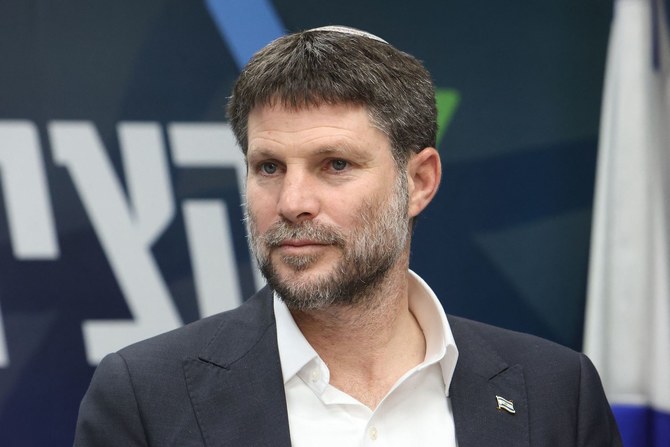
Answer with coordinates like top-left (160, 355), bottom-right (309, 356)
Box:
top-left (246, 148), bottom-right (277, 160)
top-left (311, 144), bottom-right (369, 158)
top-left (247, 143), bottom-right (373, 161)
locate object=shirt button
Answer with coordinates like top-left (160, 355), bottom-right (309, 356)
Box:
top-left (310, 368), bottom-right (320, 382)
top-left (368, 426), bottom-right (378, 441)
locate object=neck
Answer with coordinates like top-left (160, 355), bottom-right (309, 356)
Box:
top-left (289, 259), bottom-right (426, 409)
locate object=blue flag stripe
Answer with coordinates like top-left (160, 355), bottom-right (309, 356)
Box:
top-left (612, 405), bottom-right (670, 447)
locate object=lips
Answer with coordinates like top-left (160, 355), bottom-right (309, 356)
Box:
top-left (275, 240), bottom-right (331, 255)
top-left (279, 239), bottom-right (326, 248)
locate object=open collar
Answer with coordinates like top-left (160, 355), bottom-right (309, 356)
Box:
top-left (273, 269), bottom-right (459, 395)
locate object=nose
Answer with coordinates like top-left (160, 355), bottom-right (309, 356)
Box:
top-left (277, 169), bottom-right (320, 223)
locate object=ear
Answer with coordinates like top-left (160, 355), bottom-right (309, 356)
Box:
top-left (407, 147), bottom-right (441, 218)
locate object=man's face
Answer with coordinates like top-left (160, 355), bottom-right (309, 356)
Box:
top-left (245, 102), bottom-right (410, 310)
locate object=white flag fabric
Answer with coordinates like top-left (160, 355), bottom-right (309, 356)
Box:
top-left (584, 0), bottom-right (670, 445)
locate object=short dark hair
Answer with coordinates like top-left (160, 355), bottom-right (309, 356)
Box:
top-left (227, 27), bottom-right (437, 167)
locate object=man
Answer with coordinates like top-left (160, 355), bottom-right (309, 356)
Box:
top-left (74, 26), bottom-right (621, 446)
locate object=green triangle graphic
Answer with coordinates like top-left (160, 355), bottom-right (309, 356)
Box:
top-left (435, 88), bottom-right (460, 148)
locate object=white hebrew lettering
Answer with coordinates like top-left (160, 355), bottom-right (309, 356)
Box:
top-left (0, 121), bottom-right (59, 259)
top-left (0, 121), bottom-right (62, 367)
top-left (168, 123), bottom-right (265, 308)
top-left (182, 201), bottom-right (241, 316)
top-left (118, 123), bottom-right (175, 245)
top-left (49, 121), bottom-right (181, 365)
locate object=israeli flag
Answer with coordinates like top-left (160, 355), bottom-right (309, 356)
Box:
top-left (584, 0), bottom-right (670, 445)
top-left (495, 395), bottom-right (516, 415)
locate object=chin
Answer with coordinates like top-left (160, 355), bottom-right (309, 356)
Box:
top-left (277, 262), bottom-right (330, 281)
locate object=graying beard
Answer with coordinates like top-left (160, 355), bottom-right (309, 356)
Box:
top-left (245, 172), bottom-right (409, 311)
top-left (280, 253), bottom-right (318, 271)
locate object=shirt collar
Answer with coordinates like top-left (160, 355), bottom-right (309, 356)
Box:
top-left (407, 270), bottom-right (459, 395)
top-left (274, 292), bottom-right (320, 384)
top-left (273, 269), bottom-right (459, 394)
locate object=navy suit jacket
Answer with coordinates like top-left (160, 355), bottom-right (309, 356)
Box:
top-left (74, 287), bottom-right (622, 446)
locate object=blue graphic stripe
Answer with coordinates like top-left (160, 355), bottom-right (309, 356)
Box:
top-left (612, 404), bottom-right (670, 447)
top-left (204, 0), bottom-right (286, 70)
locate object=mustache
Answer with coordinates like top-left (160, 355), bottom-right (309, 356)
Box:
top-left (260, 220), bottom-right (346, 248)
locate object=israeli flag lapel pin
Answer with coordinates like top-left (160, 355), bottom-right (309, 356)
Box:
top-left (495, 395), bottom-right (516, 414)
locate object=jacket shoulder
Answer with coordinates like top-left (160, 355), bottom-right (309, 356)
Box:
top-left (117, 287), bottom-right (274, 365)
top-left (447, 315), bottom-right (621, 446)
top-left (448, 314), bottom-right (580, 367)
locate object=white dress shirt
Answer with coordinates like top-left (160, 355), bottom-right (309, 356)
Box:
top-left (274, 270), bottom-right (459, 446)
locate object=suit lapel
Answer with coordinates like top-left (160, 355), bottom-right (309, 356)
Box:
top-left (183, 288), bottom-right (292, 447)
top-left (181, 294), bottom-right (532, 446)
top-left (448, 316), bottom-right (530, 447)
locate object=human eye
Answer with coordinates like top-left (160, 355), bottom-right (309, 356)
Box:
top-left (258, 161), bottom-right (279, 175)
top-left (328, 159), bottom-right (349, 172)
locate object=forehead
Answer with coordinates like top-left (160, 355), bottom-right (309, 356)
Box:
top-left (248, 102), bottom-right (373, 132)
top-left (246, 102), bottom-right (390, 154)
